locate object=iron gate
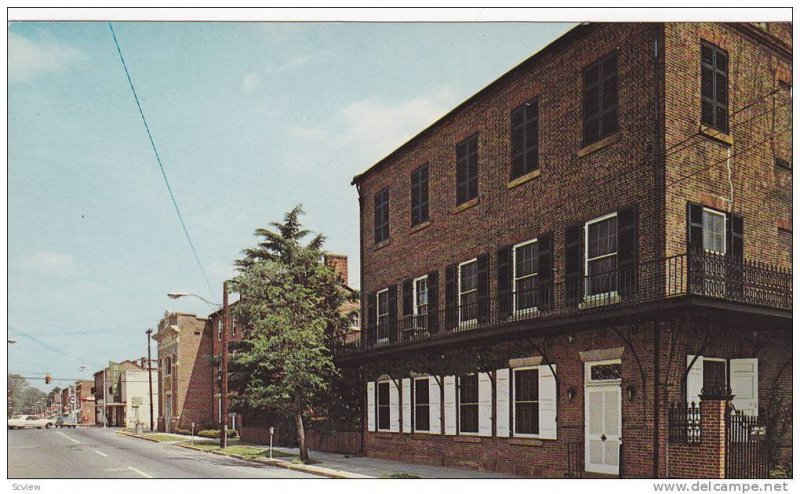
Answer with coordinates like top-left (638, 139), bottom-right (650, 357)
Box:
top-left (725, 410), bottom-right (771, 478)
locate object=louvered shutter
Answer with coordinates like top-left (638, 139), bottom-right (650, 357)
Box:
top-left (538, 364), bottom-right (558, 440)
top-left (366, 292), bottom-right (376, 346)
top-left (726, 213), bottom-right (744, 299)
top-left (478, 372), bottom-right (493, 437)
top-left (538, 233), bottom-right (553, 310)
top-left (565, 224), bottom-right (582, 305)
top-left (497, 245), bottom-right (512, 318)
top-left (366, 381), bottom-right (376, 432)
top-left (686, 355), bottom-right (704, 406)
top-left (730, 358), bottom-right (758, 416)
top-left (402, 278), bottom-right (413, 317)
top-left (427, 271), bottom-right (439, 333)
top-left (402, 378), bottom-right (412, 433)
top-left (445, 265), bottom-right (457, 330)
top-left (389, 380), bottom-right (400, 432)
top-left (495, 369), bottom-right (510, 437)
top-left (388, 285), bottom-right (398, 343)
top-left (687, 204), bottom-right (704, 254)
top-left (429, 377), bottom-right (441, 434)
top-left (477, 254), bottom-right (490, 323)
top-left (617, 206), bottom-right (638, 296)
top-left (443, 376), bottom-right (457, 435)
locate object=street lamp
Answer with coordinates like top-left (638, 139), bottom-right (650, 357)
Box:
top-left (167, 292), bottom-right (221, 308)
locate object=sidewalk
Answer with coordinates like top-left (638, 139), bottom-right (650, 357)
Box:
top-left (273, 447), bottom-right (522, 479)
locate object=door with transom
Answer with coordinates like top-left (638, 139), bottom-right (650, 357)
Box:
top-left (584, 360), bottom-right (622, 476)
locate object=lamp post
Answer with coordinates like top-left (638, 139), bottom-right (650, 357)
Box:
top-left (145, 329), bottom-right (155, 432)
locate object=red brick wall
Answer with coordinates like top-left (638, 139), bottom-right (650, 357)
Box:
top-left (667, 400), bottom-right (727, 478)
top-left (176, 314), bottom-right (214, 429)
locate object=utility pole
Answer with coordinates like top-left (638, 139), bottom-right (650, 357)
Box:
top-left (146, 328), bottom-right (155, 432)
top-left (220, 280), bottom-right (229, 449)
top-left (103, 367), bottom-right (107, 428)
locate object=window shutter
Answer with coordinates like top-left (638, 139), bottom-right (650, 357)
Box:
top-left (402, 278), bottom-right (413, 317)
top-left (565, 224), bottom-right (582, 305)
top-left (427, 271), bottom-right (439, 334)
top-left (687, 203), bottom-right (704, 254)
top-left (388, 285), bottom-right (398, 342)
top-left (730, 358), bottom-right (758, 416)
top-left (389, 380), bottom-right (400, 432)
top-left (477, 254), bottom-right (490, 323)
top-left (429, 377), bottom-right (442, 434)
top-left (402, 378), bottom-right (412, 433)
top-left (366, 292), bottom-right (376, 345)
top-left (478, 372), bottom-right (493, 437)
top-left (495, 369), bottom-right (510, 437)
top-left (445, 264), bottom-right (457, 330)
top-left (538, 233), bottom-right (553, 310)
top-left (538, 364), bottom-right (558, 440)
top-left (727, 213), bottom-right (744, 260)
top-left (617, 205), bottom-right (638, 296)
top-left (497, 245), bottom-right (512, 318)
top-left (443, 376), bottom-right (457, 435)
top-left (366, 381), bottom-right (376, 432)
top-left (686, 355), bottom-right (704, 405)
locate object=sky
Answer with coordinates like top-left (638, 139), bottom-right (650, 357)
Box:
top-left (8, 20), bottom-right (577, 390)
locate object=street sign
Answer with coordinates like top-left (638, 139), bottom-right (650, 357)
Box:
top-left (131, 397), bottom-right (143, 406)
top-left (68, 395), bottom-right (78, 405)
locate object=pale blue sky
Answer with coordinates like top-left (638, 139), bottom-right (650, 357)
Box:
top-left (8, 21), bottom-right (575, 390)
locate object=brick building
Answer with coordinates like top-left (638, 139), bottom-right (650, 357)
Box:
top-left (340, 22), bottom-right (791, 478)
top-left (153, 312), bottom-right (213, 432)
top-left (75, 380), bottom-right (95, 426)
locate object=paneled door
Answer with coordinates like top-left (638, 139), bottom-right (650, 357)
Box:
top-left (585, 361), bottom-right (622, 475)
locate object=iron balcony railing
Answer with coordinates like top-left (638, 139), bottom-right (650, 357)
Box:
top-left (334, 252), bottom-right (791, 355)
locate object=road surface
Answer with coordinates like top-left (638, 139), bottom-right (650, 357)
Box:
top-left (8, 427), bottom-right (319, 478)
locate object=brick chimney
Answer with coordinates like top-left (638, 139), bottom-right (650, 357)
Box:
top-left (324, 254), bottom-right (349, 286)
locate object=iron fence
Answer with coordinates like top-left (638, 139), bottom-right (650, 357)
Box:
top-left (726, 410), bottom-right (771, 479)
top-left (668, 402), bottom-right (702, 445)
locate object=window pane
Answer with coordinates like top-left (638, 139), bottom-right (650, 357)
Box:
top-left (514, 369), bottom-right (539, 401)
top-left (378, 382), bottom-right (389, 403)
top-left (460, 261), bottom-right (478, 292)
top-left (715, 73), bottom-right (727, 105)
top-left (460, 405), bottom-right (479, 433)
top-left (701, 66), bottom-right (714, 99)
top-left (515, 402), bottom-right (539, 435)
top-left (459, 375), bottom-right (478, 403)
top-left (701, 100), bottom-right (714, 126)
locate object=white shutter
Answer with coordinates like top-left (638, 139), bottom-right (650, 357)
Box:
top-left (686, 355), bottom-right (704, 405)
top-left (538, 364), bottom-right (557, 440)
top-left (429, 377), bottom-right (441, 434)
top-left (444, 376), bottom-right (457, 435)
top-left (389, 381), bottom-right (400, 432)
top-left (730, 358), bottom-right (758, 415)
top-left (496, 369), bottom-right (510, 437)
top-left (478, 372), bottom-right (493, 436)
top-left (366, 381), bottom-right (376, 432)
top-left (402, 378), bottom-right (412, 433)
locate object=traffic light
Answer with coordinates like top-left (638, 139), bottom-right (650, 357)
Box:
top-left (45, 374), bottom-right (52, 385)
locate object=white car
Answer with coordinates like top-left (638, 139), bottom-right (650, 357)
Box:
top-left (8, 415), bottom-right (54, 429)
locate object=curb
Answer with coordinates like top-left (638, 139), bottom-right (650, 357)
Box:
top-left (177, 443), bottom-right (372, 479)
top-left (117, 431), bottom-right (161, 442)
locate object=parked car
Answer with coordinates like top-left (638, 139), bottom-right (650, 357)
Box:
top-left (56, 416), bottom-right (77, 428)
top-left (8, 415), bottom-right (54, 429)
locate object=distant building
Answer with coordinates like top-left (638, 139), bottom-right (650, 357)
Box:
top-left (75, 380), bottom-right (95, 426)
top-left (92, 360), bottom-right (145, 427)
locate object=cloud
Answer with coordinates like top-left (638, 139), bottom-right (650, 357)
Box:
top-left (242, 72), bottom-right (261, 93)
top-left (8, 32), bottom-right (84, 83)
top-left (15, 251), bottom-right (77, 276)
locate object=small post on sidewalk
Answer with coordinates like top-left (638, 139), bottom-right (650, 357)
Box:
top-left (269, 426), bottom-right (274, 459)
top-left (191, 422), bottom-right (195, 445)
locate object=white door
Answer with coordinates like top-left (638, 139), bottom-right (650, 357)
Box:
top-left (585, 361), bottom-right (622, 476)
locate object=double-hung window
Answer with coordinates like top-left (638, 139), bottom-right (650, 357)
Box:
top-left (458, 259), bottom-right (478, 324)
top-left (374, 187), bottom-right (390, 244)
top-left (411, 164), bottom-right (430, 227)
top-left (456, 135), bottom-right (478, 205)
top-left (702, 207), bottom-right (726, 255)
top-left (585, 213), bottom-right (618, 297)
top-left (511, 98), bottom-right (539, 179)
top-left (377, 382), bottom-right (390, 431)
top-left (513, 239), bottom-right (539, 313)
top-left (217, 319), bottom-right (223, 341)
top-left (413, 275), bottom-right (428, 329)
top-left (458, 374), bottom-right (479, 434)
top-left (513, 368), bottom-right (540, 436)
top-left (376, 289), bottom-right (389, 343)
top-left (414, 378), bottom-right (430, 432)
top-left (701, 41), bottom-right (729, 133)
top-left (583, 51), bottom-right (619, 146)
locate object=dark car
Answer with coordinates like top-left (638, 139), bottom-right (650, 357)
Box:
top-left (56, 416), bottom-right (77, 428)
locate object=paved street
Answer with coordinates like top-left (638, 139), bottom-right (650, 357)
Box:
top-left (8, 427), bottom-right (319, 479)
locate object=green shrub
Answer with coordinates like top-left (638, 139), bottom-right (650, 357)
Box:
top-left (197, 429), bottom-right (238, 439)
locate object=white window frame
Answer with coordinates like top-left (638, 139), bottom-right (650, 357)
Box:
top-left (584, 212), bottom-right (619, 301)
top-left (413, 275), bottom-right (429, 316)
top-left (458, 258), bottom-right (479, 327)
top-left (457, 374), bottom-right (480, 436)
top-left (702, 207), bottom-right (727, 255)
top-left (376, 380), bottom-right (391, 432)
top-left (513, 238), bottom-right (539, 315)
top-left (376, 288), bottom-right (389, 344)
top-left (413, 377), bottom-right (431, 433)
top-left (350, 312), bottom-right (360, 330)
top-left (231, 316), bottom-right (237, 337)
top-left (217, 319), bottom-right (223, 341)
top-left (163, 356), bottom-right (172, 376)
top-left (512, 366), bottom-right (541, 438)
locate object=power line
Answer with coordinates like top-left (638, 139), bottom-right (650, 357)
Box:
top-left (7, 326), bottom-right (105, 368)
top-left (108, 22), bottom-right (218, 304)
